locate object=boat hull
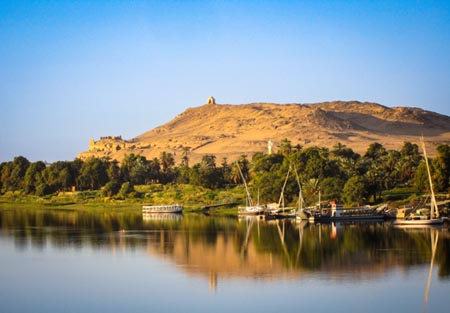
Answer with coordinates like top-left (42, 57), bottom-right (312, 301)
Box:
top-left (393, 217), bottom-right (444, 227)
top-left (142, 204), bottom-right (183, 214)
top-left (313, 214), bottom-right (386, 223)
top-left (237, 206), bottom-right (266, 215)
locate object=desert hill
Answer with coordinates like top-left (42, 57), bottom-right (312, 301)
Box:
top-left (78, 100), bottom-right (450, 164)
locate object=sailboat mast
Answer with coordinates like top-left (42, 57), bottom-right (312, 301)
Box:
top-left (236, 162), bottom-right (253, 207)
top-left (293, 164), bottom-right (304, 212)
top-left (421, 138), bottom-right (439, 218)
top-left (278, 167), bottom-right (291, 207)
top-left (319, 189), bottom-right (322, 215)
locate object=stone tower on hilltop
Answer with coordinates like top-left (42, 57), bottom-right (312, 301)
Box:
top-left (207, 96), bottom-right (216, 105)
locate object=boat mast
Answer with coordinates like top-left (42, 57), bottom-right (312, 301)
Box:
top-left (293, 164), bottom-right (304, 212)
top-left (236, 162), bottom-right (254, 207)
top-left (278, 166), bottom-right (291, 208)
top-left (421, 137), bottom-right (439, 218)
top-left (319, 188), bottom-right (322, 216)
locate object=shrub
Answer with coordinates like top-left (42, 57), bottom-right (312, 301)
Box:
top-left (102, 181), bottom-right (121, 197)
top-left (35, 183), bottom-right (52, 197)
top-left (118, 182), bottom-right (134, 199)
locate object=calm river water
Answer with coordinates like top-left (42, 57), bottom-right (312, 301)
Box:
top-left (0, 207), bottom-right (449, 313)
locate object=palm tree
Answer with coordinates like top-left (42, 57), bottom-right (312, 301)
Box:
top-left (160, 151), bottom-right (175, 173)
top-left (181, 146), bottom-right (191, 168)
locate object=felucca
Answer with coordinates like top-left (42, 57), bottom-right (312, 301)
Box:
top-left (236, 162), bottom-right (266, 215)
top-left (394, 138), bottom-right (444, 226)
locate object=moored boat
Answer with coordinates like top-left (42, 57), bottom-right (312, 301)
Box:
top-left (393, 209), bottom-right (444, 226)
top-left (236, 162), bottom-right (268, 216)
top-left (142, 204), bottom-right (183, 214)
top-left (393, 138), bottom-right (443, 227)
top-left (311, 201), bottom-right (386, 222)
top-left (238, 205), bottom-right (267, 215)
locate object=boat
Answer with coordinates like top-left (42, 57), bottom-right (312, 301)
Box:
top-left (396, 206), bottom-right (414, 219)
top-left (291, 165), bottom-right (309, 221)
top-left (237, 205), bottom-right (266, 215)
top-left (311, 201), bottom-right (387, 222)
top-left (142, 204), bottom-right (183, 214)
top-left (394, 138), bottom-right (444, 226)
top-left (268, 166), bottom-right (294, 215)
top-left (236, 162), bottom-right (266, 215)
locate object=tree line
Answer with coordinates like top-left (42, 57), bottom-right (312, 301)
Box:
top-left (1, 140), bottom-right (449, 205)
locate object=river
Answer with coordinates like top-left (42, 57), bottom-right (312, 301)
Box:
top-left (0, 208), bottom-right (449, 312)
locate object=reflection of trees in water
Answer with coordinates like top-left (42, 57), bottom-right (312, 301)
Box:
top-left (0, 208), bottom-right (449, 279)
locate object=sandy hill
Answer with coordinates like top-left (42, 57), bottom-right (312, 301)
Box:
top-left (78, 101), bottom-right (450, 163)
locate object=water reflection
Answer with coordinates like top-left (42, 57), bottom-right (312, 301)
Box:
top-left (1, 208), bottom-right (449, 285)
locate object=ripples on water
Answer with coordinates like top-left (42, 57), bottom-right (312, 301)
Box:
top-left (0, 208), bottom-right (449, 313)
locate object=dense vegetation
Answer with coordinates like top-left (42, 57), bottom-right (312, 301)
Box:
top-left (1, 141), bottom-right (449, 207)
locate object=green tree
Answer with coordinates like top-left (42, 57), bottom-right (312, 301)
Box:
top-left (148, 158), bottom-right (161, 183)
top-left (362, 143), bottom-right (388, 202)
top-left (234, 155), bottom-right (251, 183)
top-left (181, 146), bottom-right (190, 168)
top-left (251, 153), bottom-right (287, 203)
top-left (252, 153), bottom-right (284, 173)
top-left (0, 156), bottom-right (30, 192)
top-left (121, 154), bottom-right (157, 185)
top-left (70, 158), bottom-right (83, 190)
top-left (189, 154), bottom-right (224, 189)
top-left (398, 142), bottom-right (421, 185)
top-left (321, 177), bottom-right (344, 202)
top-left (78, 157), bottom-right (109, 190)
top-left (290, 147), bottom-right (339, 183)
top-left (364, 142), bottom-right (387, 160)
top-left (278, 138), bottom-right (292, 156)
top-left (188, 164), bottom-right (200, 185)
top-left (102, 181), bottom-right (121, 197)
top-left (0, 162), bottom-right (13, 193)
top-left (343, 176), bottom-right (368, 206)
top-left (107, 160), bottom-right (121, 183)
top-left (414, 162), bottom-right (428, 192)
top-left (221, 157), bottom-right (232, 184)
top-left (331, 143), bottom-right (360, 179)
top-left (118, 182), bottom-right (134, 199)
top-left (160, 151), bottom-right (175, 173)
top-left (35, 182), bottom-right (52, 196)
top-left (159, 152), bottom-right (175, 183)
top-left (435, 144), bottom-right (450, 192)
top-left (303, 178), bottom-right (320, 207)
top-left (129, 156), bottom-right (150, 185)
top-left (381, 150), bottom-right (401, 190)
top-left (43, 161), bottom-right (78, 193)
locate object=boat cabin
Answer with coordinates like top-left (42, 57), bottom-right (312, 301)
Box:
top-left (330, 201), bottom-right (344, 217)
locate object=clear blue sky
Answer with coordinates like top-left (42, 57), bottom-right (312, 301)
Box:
top-left (1, 0), bottom-right (449, 162)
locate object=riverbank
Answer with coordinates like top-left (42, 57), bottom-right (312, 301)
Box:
top-left (0, 184), bottom-right (246, 215)
top-left (2, 183), bottom-right (448, 217)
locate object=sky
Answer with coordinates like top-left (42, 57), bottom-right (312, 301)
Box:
top-left (1, 0), bottom-right (449, 162)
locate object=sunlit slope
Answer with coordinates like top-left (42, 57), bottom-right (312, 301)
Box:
top-left (78, 101), bottom-right (450, 163)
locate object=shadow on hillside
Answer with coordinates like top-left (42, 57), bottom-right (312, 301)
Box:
top-left (330, 111), bottom-right (450, 137)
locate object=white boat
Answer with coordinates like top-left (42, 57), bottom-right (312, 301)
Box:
top-left (142, 204), bottom-right (183, 214)
top-left (394, 138), bottom-right (443, 226)
top-left (236, 162), bottom-right (266, 215)
top-left (238, 205), bottom-right (266, 215)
